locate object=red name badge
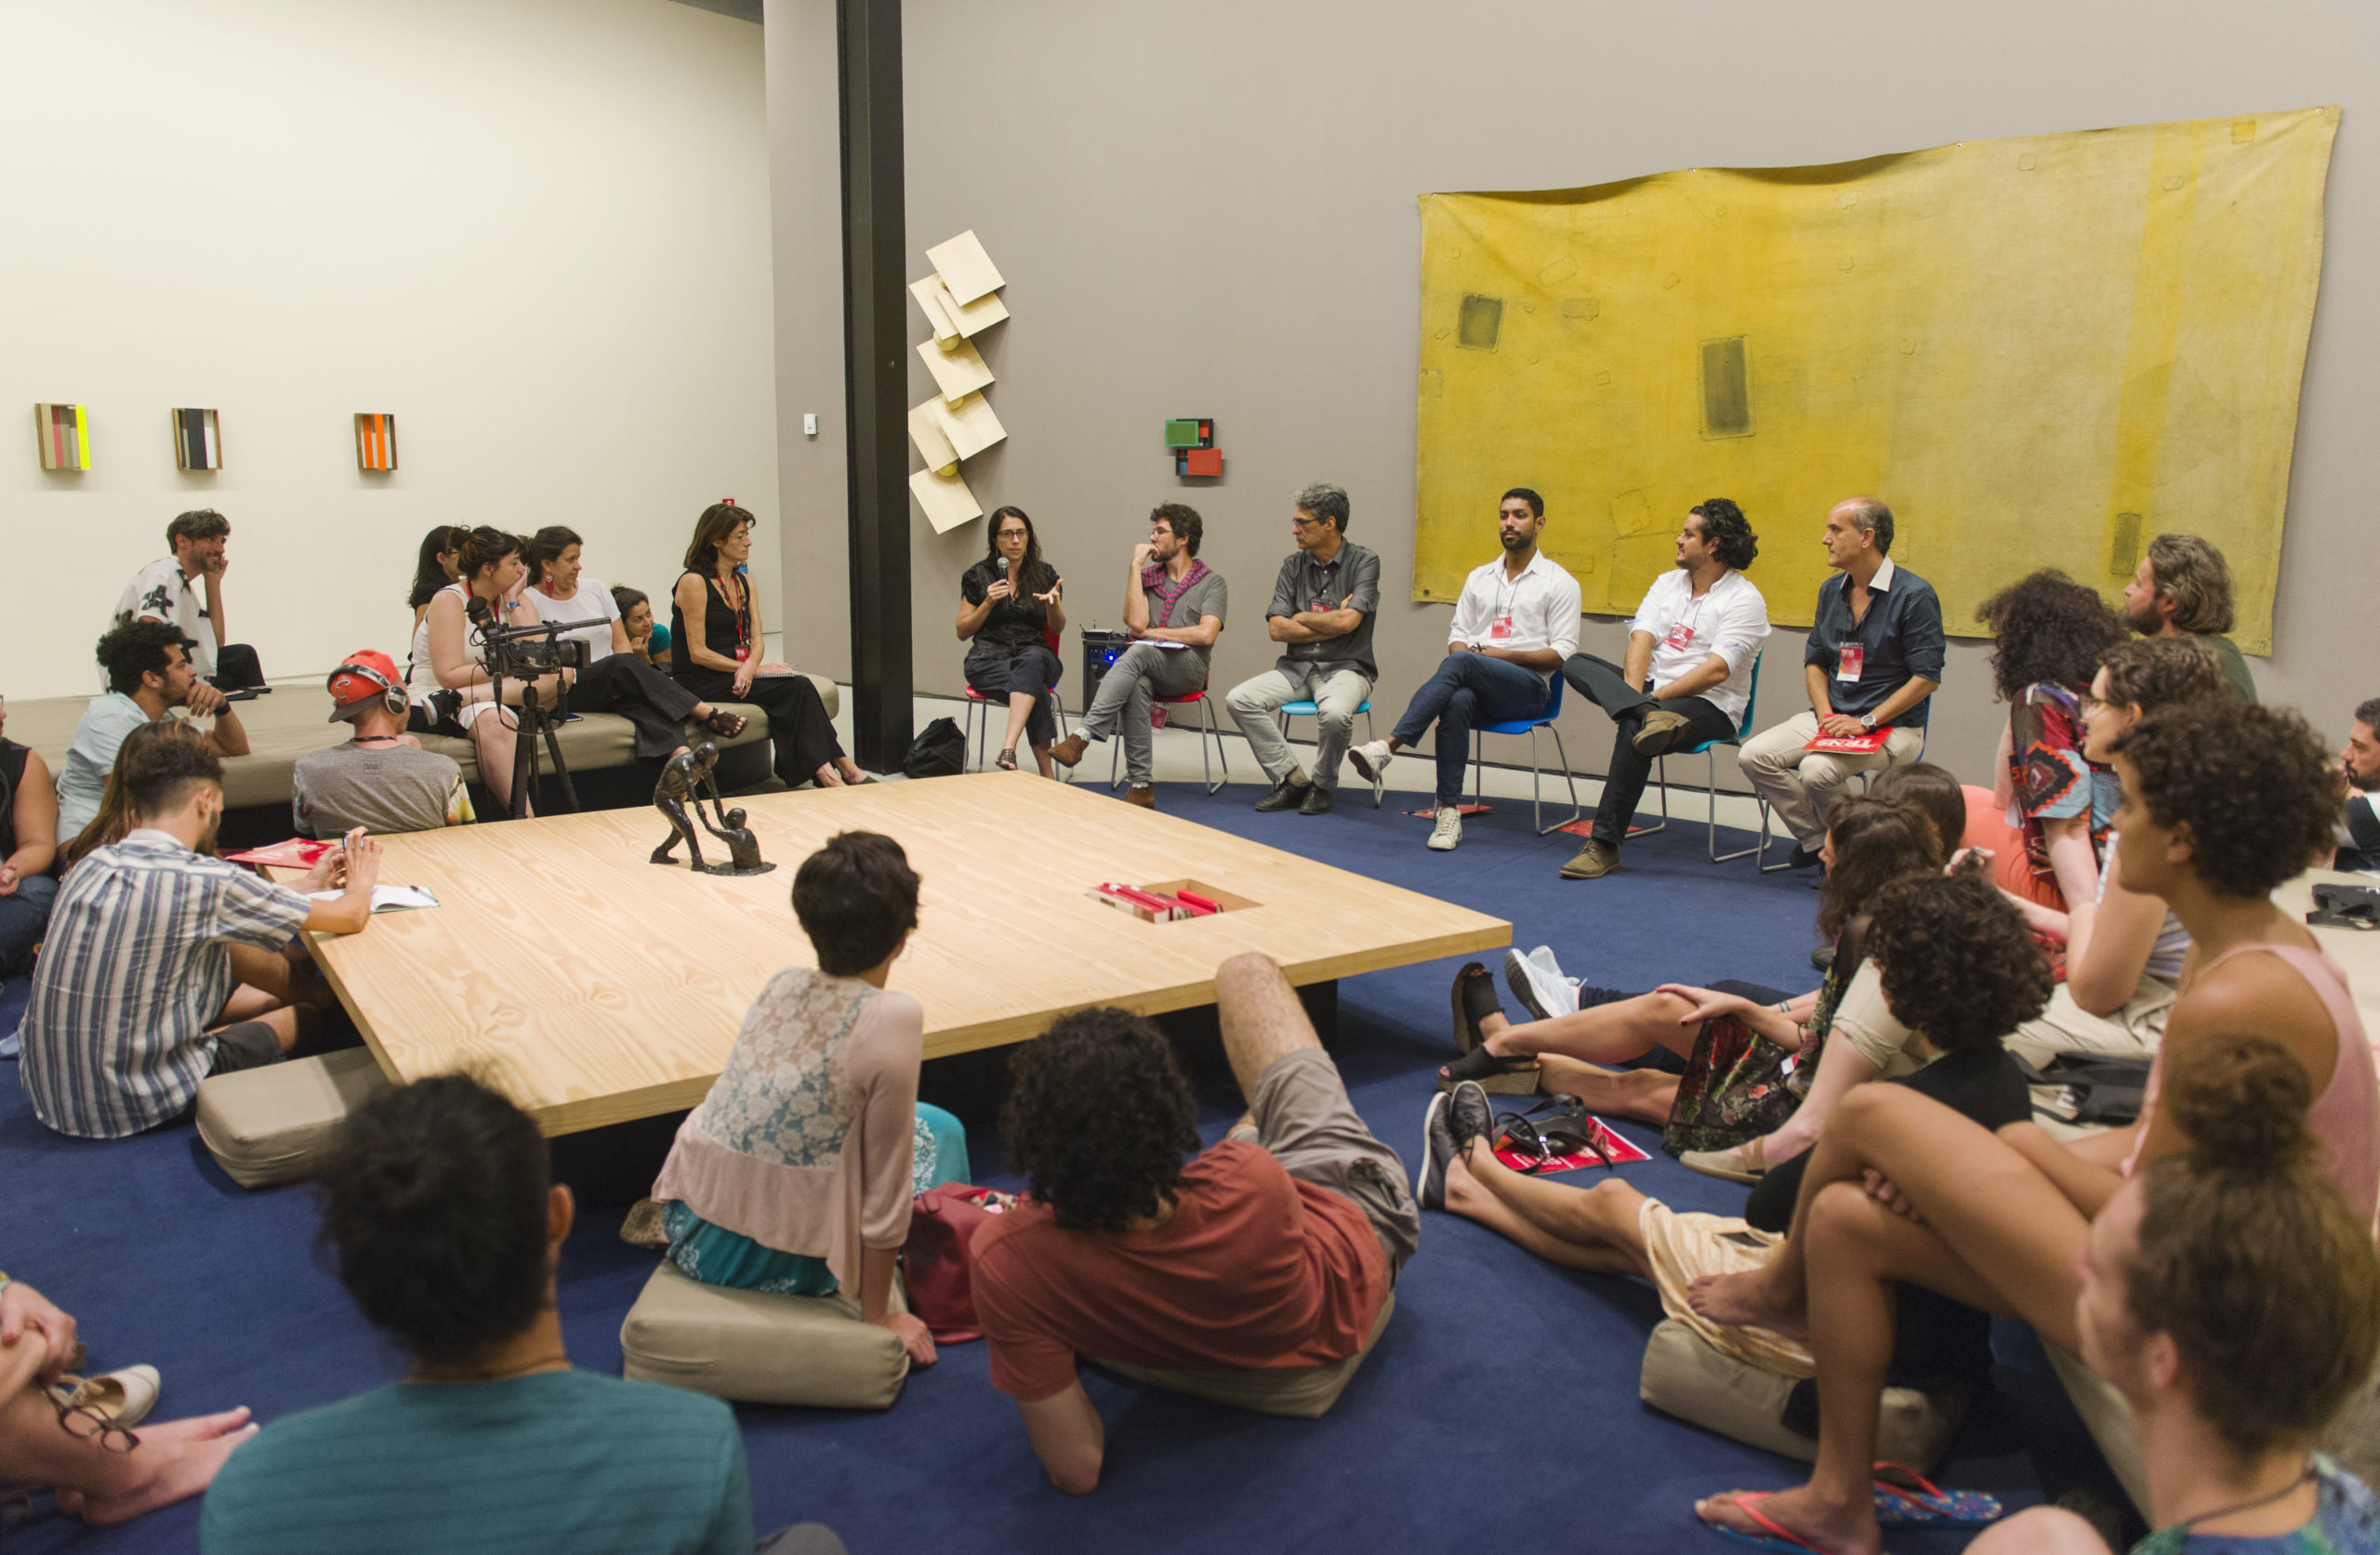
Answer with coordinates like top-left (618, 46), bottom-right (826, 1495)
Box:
top-left (1836, 644), bottom-right (1864, 682)
top-left (1489, 615), bottom-right (1515, 640)
top-left (1663, 620), bottom-right (1695, 652)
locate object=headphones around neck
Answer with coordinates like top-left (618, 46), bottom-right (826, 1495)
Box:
top-left (327, 659), bottom-right (408, 719)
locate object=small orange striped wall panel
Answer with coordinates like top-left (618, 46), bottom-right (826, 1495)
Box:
top-left (35, 403), bottom-right (89, 471)
top-left (354, 413), bottom-right (397, 472)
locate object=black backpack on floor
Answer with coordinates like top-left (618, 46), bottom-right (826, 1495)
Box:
top-left (902, 718), bottom-right (966, 780)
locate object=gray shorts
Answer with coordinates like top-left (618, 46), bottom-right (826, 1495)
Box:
top-left (1243, 1048), bottom-right (1419, 1276)
top-left (206, 1021), bottom-right (285, 1076)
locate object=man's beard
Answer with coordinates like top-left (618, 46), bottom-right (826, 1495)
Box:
top-left (1500, 530), bottom-right (1531, 553)
top-left (2123, 597), bottom-right (2162, 635)
top-left (2352, 766), bottom-right (2380, 795)
top-left (197, 811), bottom-right (222, 855)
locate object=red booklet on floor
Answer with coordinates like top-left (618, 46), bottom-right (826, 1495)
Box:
top-left (1491, 1116), bottom-right (1650, 1173)
top-left (1804, 728), bottom-right (1890, 755)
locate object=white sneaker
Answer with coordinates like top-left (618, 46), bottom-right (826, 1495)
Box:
top-left (1427, 806), bottom-right (1462, 851)
top-left (1349, 739), bottom-right (1395, 785)
top-left (1506, 945), bottom-right (1580, 1020)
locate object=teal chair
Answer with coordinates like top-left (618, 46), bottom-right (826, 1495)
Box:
top-left (1468, 674), bottom-right (1581, 835)
top-left (1274, 696), bottom-right (1381, 807)
top-left (1636, 652), bottom-right (1763, 863)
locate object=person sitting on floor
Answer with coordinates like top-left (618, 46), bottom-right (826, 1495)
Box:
top-left (1805, 760), bottom-right (1967, 975)
top-left (1, 689), bottom-right (60, 977)
top-left (112, 507), bottom-right (261, 691)
top-left (1443, 797), bottom-right (1942, 1170)
top-left (1686, 699), bottom-right (2373, 1555)
top-left (524, 526), bottom-right (747, 763)
top-left (1048, 504), bottom-right (1227, 809)
top-left (1973, 570), bottom-right (2129, 914)
top-left (1979, 635), bottom-right (2231, 1068)
top-left (1738, 497), bottom-right (1943, 871)
top-left (2339, 693), bottom-right (2380, 877)
top-left (1224, 481), bottom-right (1382, 816)
top-left (1347, 487), bottom-right (1581, 851)
top-left (956, 506), bottom-right (1067, 777)
top-left (1, 1267), bottom-right (258, 1528)
top-left (671, 503), bottom-right (870, 789)
top-left (1556, 497), bottom-right (1769, 879)
top-left (611, 586), bottom-right (671, 669)
top-left (1423, 871), bottom-right (2047, 1392)
top-left (647, 831), bottom-right (965, 1366)
top-left (58, 721), bottom-right (215, 874)
top-left (56, 621), bottom-right (250, 840)
top-left (973, 954), bottom-right (1417, 1495)
top-left (1969, 1039), bottom-right (2380, 1555)
top-left (18, 735), bottom-right (380, 1140)
top-left (200, 1073), bottom-right (784, 1555)
top-left (2121, 532), bottom-right (2258, 703)
top-left (291, 651), bottom-right (475, 837)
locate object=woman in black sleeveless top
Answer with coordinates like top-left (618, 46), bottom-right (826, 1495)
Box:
top-left (957, 506), bottom-right (1065, 774)
top-left (670, 505), bottom-right (866, 788)
top-left (0, 696), bottom-right (62, 976)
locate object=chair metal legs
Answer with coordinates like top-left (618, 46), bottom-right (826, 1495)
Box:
top-left (1469, 724), bottom-right (1583, 835)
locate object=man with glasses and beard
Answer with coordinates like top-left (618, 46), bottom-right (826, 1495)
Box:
top-left (19, 736), bottom-right (382, 1140)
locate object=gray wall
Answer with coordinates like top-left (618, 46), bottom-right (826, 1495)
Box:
top-left (766, 0), bottom-right (2378, 788)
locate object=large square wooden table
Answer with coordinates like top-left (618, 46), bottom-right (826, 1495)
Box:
top-left (290, 773), bottom-right (1510, 1134)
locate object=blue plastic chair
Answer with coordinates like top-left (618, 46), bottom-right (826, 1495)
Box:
top-left (1275, 696), bottom-right (1381, 807)
top-left (1635, 652), bottom-right (1762, 862)
top-left (1468, 674), bottom-right (1581, 834)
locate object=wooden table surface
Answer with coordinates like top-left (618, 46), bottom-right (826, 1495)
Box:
top-left (290, 772), bottom-right (1509, 1134)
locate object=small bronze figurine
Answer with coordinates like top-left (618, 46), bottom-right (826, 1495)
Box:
top-left (652, 743), bottom-right (774, 876)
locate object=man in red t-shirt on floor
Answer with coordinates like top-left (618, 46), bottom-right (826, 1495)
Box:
top-left (972, 953), bottom-right (1420, 1494)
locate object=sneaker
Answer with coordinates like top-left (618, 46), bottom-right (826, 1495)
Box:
top-left (1505, 946), bottom-right (1580, 1021)
top-left (1559, 838), bottom-right (1620, 879)
top-left (1349, 739), bottom-right (1395, 785)
top-left (1448, 1080), bottom-right (1496, 1155)
top-left (1416, 1092), bottom-right (1457, 1212)
top-left (1298, 784), bottom-right (1333, 815)
top-left (1254, 772), bottom-right (1309, 812)
top-left (1631, 707), bottom-right (1694, 757)
top-left (1811, 943), bottom-right (1836, 972)
top-left (1427, 805), bottom-right (1462, 850)
top-left (1049, 733), bottom-right (1090, 769)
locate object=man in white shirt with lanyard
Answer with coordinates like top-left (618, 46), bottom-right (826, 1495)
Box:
top-left (1554, 499), bottom-right (1770, 879)
top-left (1350, 488), bottom-right (1580, 851)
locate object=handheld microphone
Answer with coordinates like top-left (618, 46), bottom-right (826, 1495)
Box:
top-left (996, 557), bottom-right (1009, 579)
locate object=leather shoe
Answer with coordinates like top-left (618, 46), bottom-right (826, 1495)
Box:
top-left (1559, 838), bottom-right (1620, 878)
top-left (1631, 708), bottom-right (1694, 757)
top-left (1254, 773), bottom-right (1309, 811)
top-left (1124, 784), bottom-right (1157, 809)
top-left (1448, 1080), bottom-right (1496, 1156)
top-left (1785, 843), bottom-right (1823, 870)
top-left (1049, 733), bottom-right (1089, 769)
top-left (1298, 784), bottom-right (1333, 815)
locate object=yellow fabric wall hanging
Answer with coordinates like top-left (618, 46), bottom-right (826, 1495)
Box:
top-left (1414, 107), bottom-right (2337, 652)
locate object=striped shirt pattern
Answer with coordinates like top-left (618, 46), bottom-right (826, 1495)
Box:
top-left (20, 829), bottom-right (311, 1139)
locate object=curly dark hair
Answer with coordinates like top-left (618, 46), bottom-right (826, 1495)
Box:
top-left (2097, 636), bottom-right (2232, 714)
top-left (791, 831), bottom-right (919, 976)
top-left (2132, 1036), bottom-right (2380, 1456)
top-left (1688, 497), bottom-right (1758, 572)
top-left (2112, 702), bottom-right (2338, 899)
top-left (1001, 1008), bottom-right (1200, 1233)
top-left (1976, 570), bottom-right (2126, 702)
top-left (315, 1074), bottom-right (553, 1367)
top-left (1817, 796), bottom-right (1944, 942)
top-left (1865, 871), bottom-right (2051, 1053)
top-left (96, 618), bottom-right (197, 697)
top-left (1149, 503), bottom-right (1203, 558)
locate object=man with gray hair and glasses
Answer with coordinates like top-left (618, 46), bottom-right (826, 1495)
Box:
top-left (1739, 495), bottom-right (1942, 870)
top-left (1224, 483), bottom-right (1382, 814)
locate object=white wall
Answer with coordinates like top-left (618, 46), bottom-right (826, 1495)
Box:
top-left (768, 0), bottom-right (2379, 788)
top-left (1, 0), bottom-right (776, 702)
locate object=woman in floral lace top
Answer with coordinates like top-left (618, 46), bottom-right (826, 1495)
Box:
top-left (649, 832), bottom-right (966, 1365)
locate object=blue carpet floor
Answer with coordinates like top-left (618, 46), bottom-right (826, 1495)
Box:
top-left (3, 780), bottom-right (2061, 1553)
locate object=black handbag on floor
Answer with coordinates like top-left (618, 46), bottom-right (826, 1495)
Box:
top-left (902, 717), bottom-right (966, 779)
top-left (2014, 1051), bottom-right (2154, 1126)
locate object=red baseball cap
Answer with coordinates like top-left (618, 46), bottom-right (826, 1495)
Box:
top-left (326, 649), bottom-right (404, 723)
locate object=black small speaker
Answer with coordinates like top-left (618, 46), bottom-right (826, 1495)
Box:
top-left (1079, 629), bottom-right (1134, 705)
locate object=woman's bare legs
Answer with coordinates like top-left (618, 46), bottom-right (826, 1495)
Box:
top-left (469, 709), bottom-right (528, 818)
top-left (832, 756), bottom-right (868, 784)
top-left (1001, 691), bottom-right (1036, 757)
top-left (813, 762), bottom-right (846, 788)
top-left (1535, 1054), bottom-right (1677, 1127)
top-left (1440, 990), bottom-right (1703, 1084)
top-left (1444, 1140), bottom-right (1653, 1277)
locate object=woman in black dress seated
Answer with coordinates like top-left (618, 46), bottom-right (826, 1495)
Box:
top-left (956, 506), bottom-right (1065, 774)
top-left (671, 503), bottom-right (867, 789)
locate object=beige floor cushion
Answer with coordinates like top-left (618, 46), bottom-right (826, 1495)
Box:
top-left (1091, 1292), bottom-right (1395, 1420)
top-left (619, 1262), bottom-right (911, 1410)
top-left (194, 1047), bottom-right (390, 1189)
top-left (1639, 1318), bottom-right (1971, 1472)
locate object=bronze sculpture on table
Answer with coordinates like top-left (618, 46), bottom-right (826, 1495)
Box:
top-left (651, 742), bottom-right (775, 876)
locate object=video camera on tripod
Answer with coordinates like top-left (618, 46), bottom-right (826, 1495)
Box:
top-left (465, 597), bottom-right (608, 816)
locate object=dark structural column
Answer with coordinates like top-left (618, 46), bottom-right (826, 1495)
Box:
top-left (838, 0), bottom-right (911, 770)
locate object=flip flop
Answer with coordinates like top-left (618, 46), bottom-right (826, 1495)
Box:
top-left (1871, 1463), bottom-right (2003, 1526)
top-left (1698, 1493), bottom-right (1822, 1552)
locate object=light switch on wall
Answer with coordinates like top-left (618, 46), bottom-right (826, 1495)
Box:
top-left (803, 413), bottom-right (818, 437)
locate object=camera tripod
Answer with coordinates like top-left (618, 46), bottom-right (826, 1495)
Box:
top-left (495, 669), bottom-right (581, 818)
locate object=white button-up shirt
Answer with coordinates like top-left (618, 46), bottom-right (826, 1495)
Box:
top-left (1448, 550), bottom-right (1582, 679)
top-left (1628, 567), bottom-right (1772, 725)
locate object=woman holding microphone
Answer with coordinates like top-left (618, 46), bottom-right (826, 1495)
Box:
top-left (956, 506), bottom-right (1065, 775)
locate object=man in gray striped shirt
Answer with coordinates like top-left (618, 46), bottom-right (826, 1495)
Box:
top-left (20, 734), bottom-right (382, 1140)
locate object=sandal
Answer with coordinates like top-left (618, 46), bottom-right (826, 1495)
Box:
top-left (702, 710), bottom-right (748, 739)
top-left (1449, 962), bottom-right (1502, 1054)
top-left (1871, 1463), bottom-right (2003, 1526)
top-left (996, 747), bottom-right (1019, 772)
top-left (1699, 1491), bottom-right (1823, 1552)
top-left (1436, 1042), bottom-right (1541, 1096)
top-left (52, 1365), bottom-right (161, 1430)
top-left (1680, 1138), bottom-right (1767, 1184)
